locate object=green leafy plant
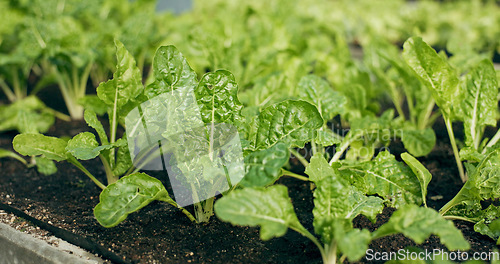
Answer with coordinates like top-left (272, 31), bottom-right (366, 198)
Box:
top-left (215, 154), bottom-right (469, 264)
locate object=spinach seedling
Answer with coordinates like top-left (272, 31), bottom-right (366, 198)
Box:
top-left (215, 154), bottom-right (469, 264)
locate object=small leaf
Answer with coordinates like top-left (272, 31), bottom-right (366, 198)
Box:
top-left (66, 132), bottom-right (100, 160)
top-left (248, 100), bottom-right (323, 150)
top-left (306, 153), bottom-right (344, 184)
top-left (84, 110), bottom-right (109, 145)
top-left (34, 156), bottom-right (57, 175)
top-left (195, 70), bottom-right (243, 124)
top-left (401, 152), bottom-right (432, 207)
top-left (94, 173), bottom-right (172, 228)
top-left (401, 128), bottom-right (436, 157)
top-left (314, 130), bottom-right (341, 147)
top-left (403, 37), bottom-right (460, 116)
top-left (215, 185), bottom-right (306, 241)
top-left (338, 228), bottom-right (372, 261)
top-left (78, 95), bottom-right (108, 116)
top-left (146, 45), bottom-right (198, 98)
top-left (240, 143), bottom-right (289, 187)
top-left (373, 205), bottom-right (470, 251)
top-left (97, 40), bottom-right (143, 110)
top-left (13, 134), bottom-right (68, 161)
top-left (296, 75), bottom-right (346, 123)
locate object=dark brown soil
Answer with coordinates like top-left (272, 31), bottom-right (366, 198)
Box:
top-left (0, 115), bottom-right (498, 264)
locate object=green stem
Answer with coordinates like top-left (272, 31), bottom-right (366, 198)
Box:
top-left (329, 133), bottom-right (361, 165)
top-left (439, 186), bottom-right (466, 216)
top-left (281, 169), bottom-right (310, 182)
top-left (444, 117), bottom-right (466, 182)
top-left (99, 155), bottom-right (116, 185)
top-left (290, 148), bottom-right (309, 167)
top-left (67, 158), bottom-right (106, 190)
top-left (419, 98), bottom-right (435, 130)
top-left (484, 128), bottom-right (500, 153)
top-left (158, 195), bottom-right (197, 223)
top-left (0, 77), bottom-right (15, 102)
top-left (442, 215), bottom-right (476, 223)
top-left (325, 243), bottom-right (338, 264)
top-left (290, 225), bottom-right (327, 264)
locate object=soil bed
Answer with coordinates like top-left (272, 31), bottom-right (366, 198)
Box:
top-left (0, 117), bottom-right (498, 264)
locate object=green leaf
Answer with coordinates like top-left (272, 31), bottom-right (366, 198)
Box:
top-left (78, 95), bottom-right (108, 116)
top-left (401, 152), bottom-right (432, 207)
top-left (314, 130), bottom-right (341, 147)
top-left (215, 185), bottom-right (306, 241)
top-left (248, 100), bottom-right (323, 150)
top-left (373, 205), bottom-right (470, 251)
top-left (34, 156), bottom-right (57, 175)
top-left (112, 140), bottom-right (132, 176)
top-left (338, 228), bottom-right (372, 261)
top-left (401, 128), bottom-right (436, 157)
top-left (343, 151), bottom-right (422, 207)
top-left (84, 110), bottom-right (109, 145)
top-left (195, 70), bottom-right (243, 124)
top-left (305, 153), bottom-right (342, 183)
top-left (240, 143), bottom-right (289, 187)
top-left (296, 75), bottom-right (346, 123)
top-left (97, 40), bottom-right (143, 110)
top-left (146, 45), bottom-right (198, 98)
top-left (403, 37), bottom-right (460, 116)
top-left (94, 173), bottom-right (173, 228)
top-left (66, 132), bottom-right (113, 160)
top-left (0, 148), bottom-right (27, 165)
top-left (13, 134), bottom-right (68, 162)
top-left (456, 59), bottom-right (498, 149)
top-left (313, 176), bottom-right (384, 244)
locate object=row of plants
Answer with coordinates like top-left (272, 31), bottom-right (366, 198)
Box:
top-left (1, 0), bottom-right (500, 263)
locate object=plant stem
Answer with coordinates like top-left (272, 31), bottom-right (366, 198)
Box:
top-left (158, 195), bottom-right (197, 223)
top-left (290, 226), bottom-right (327, 263)
top-left (0, 77), bottom-right (15, 102)
top-left (325, 243), bottom-right (338, 264)
top-left (290, 148), bottom-right (309, 167)
top-left (484, 128), bottom-right (500, 153)
top-left (67, 158), bottom-right (106, 189)
top-left (444, 117), bottom-right (466, 182)
top-left (329, 133), bottom-right (360, 165)
top-left (442, 215), bottom-right (475, 223)
top-left (281, 169), bottom-right (310, 181)
top-left (99, 155), bottom-right (116, 185)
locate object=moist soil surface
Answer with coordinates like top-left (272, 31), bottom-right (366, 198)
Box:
top-left (0, 115), bottom-right (498, 264)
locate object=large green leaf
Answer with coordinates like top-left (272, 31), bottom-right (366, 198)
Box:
top-left (66, 132), bottom-right (115, 160)
top-left (195, 70), bottom-right (243, 124)
top-left (456, 59), bottom-right (498, 149)
top-left (373, 205), bottom-right (470, 251)
top-left (13, 133), bottom-right (68, 162)
top-left (296, 74), bottom-right (346, 123)
top-left (401, 152), bottom-right (432, 207)
top-left (402, 37), bottom-right (460, 116)
top-left (94, 173), bottom-right (173, 228)
top-left (401, 128), bottom-right (436, 157)
top-left (239, 143), bottom-right (289, 187)
top-left (146, 45), bottom-right (198, 98)
top-left (214, 185), bottom-right (306, 240)
top-left (97, 40), bottom-right (143, 111)
top-left (248, 100), bottom-right (323, 150)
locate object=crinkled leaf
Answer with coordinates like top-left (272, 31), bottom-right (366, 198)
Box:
top-left (240, 143), bottom-right (289, 187)
top-left (345, 151), bottom-right (422, 207)
top-left (146, 45), bottom-right (198, 98)
top-left (296, 75), bottom-right (346, 123)
top-left (248, 100), bottom-right (323, 150)
top-left (94, 173), bottom-right (173, 228)
top-left (401, 128), bottom-right (436, 157)
top-left (215, 185), bottom-right (306, 241)
top-left (473, 205), bottom-right (500, 242)
top-left (313, 176), bottom-right (384, 244)
top-left (195, 70), bottom-right (243, 124)
top-left (34, 156), bottom-right (57, 175)
top-left (401, 152), bottom-right (432, 207)
top-left (403, 37), bottom-right (460, 116)
top-left (97, 40), bottom-right (143, 110)
top-left (112, 139), bottom-right (132, 176)
top-left (0, 148), bottom-right (27, 165)
top-left (13, 134), bottom-right (68, 162)
top-left (373, 205), bottom-right (470, 250)
top-left (456, 59), bottom-right (498, 149)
